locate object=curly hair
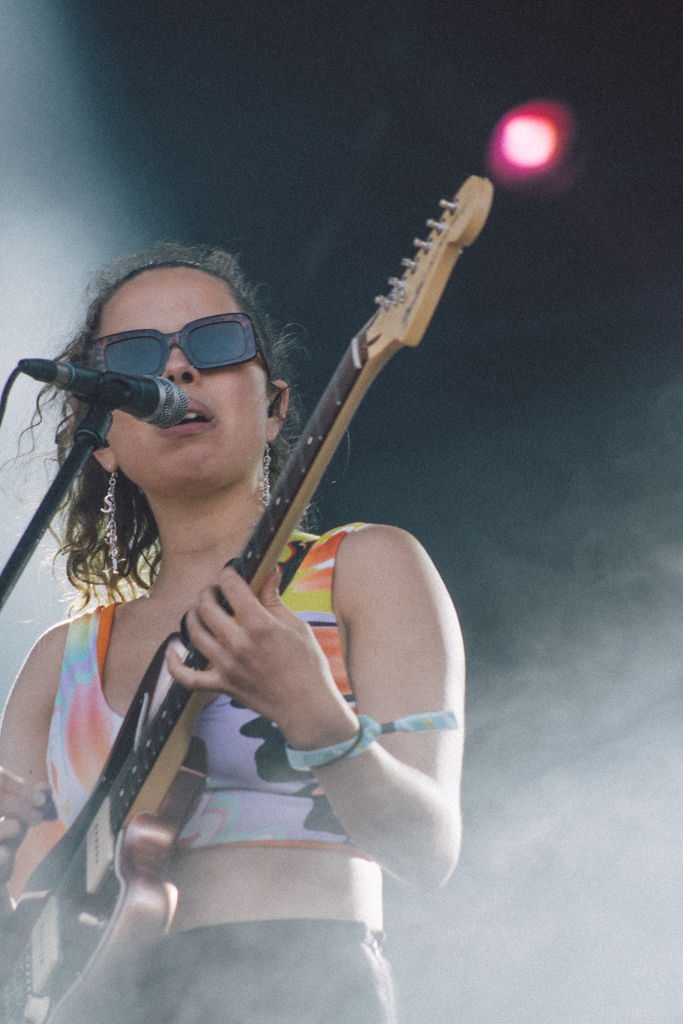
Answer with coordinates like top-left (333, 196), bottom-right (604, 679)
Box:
top-left (36, 243), bottom-right (299, 610)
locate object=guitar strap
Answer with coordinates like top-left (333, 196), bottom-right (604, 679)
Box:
top-left (27, 539), bottom-right (315, 892)
top-left (27, 633), bottom-right (176, 892)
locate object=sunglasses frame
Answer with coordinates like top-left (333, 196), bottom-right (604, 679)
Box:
top-left (93, 313), bottom-right (270, 378)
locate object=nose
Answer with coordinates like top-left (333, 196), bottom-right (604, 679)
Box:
top-left (163, 343), bottom-right (197, 385)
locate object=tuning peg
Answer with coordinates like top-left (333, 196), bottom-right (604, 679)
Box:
top-left (387, 277), bottom-right (407, 303)
top-left (426, 218), bottom-right (447, 232)
top-left (374, 295), bottom-right (393, 309)
top-left (413, 238), bottom-right (432, 251)
top-left (439, 199), bottom-right (459, 211)
top-left (401, 258), bottom-right (417, 270)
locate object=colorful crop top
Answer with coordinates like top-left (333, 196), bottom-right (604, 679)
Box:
top-left (46, 524), bottom-right (366, 857)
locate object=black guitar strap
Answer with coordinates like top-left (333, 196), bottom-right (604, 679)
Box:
top-left (27, 633), bottom-right (177, 892)
top-left (28, 536), bottom-right (316, 892)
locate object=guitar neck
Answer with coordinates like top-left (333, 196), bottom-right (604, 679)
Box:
top-left (111, 323), bottom-right (399, 826)
top-left (238, 318), bottom-right (397, 593)
top-left (99, 174), bottom-right (494, 828)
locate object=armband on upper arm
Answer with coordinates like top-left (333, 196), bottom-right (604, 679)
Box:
top-left (285, 711), bottom-right (458, 771)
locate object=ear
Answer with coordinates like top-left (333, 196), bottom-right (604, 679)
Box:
top-left (93, 447), bottom-right (119, 473)
top-left (266, 380), bottom-right (289, 442)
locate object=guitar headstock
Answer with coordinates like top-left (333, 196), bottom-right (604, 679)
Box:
top-left (364, 175), bottom-right (493, 354)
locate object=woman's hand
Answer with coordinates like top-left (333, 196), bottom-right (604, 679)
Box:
top-left (166, 566), bottom-right (359, 751)
top-left (169, 525), bottom-right (465, 891)
top-left (0, 768), bottom-right (52, 912)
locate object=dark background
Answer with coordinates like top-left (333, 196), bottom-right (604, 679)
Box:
top-left (6, 1), bottom-right (683, 1020)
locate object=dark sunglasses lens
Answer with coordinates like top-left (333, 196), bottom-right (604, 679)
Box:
top-left (186, 321), bottom-right (254, 368)
top-left (104, 336), bottom-right (164, 376)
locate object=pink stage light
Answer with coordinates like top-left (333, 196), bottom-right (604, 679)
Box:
top-left (501, 116), bottom-right (557, 168)
top-left (487, 100), bottom-right (575, 189)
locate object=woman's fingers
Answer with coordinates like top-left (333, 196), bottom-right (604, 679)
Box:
top-left (166, 647), bottom-right (226, 692)
top-left (166, 566), bottom-right (329, 724)
top-left (0, 817), bottom-right (22, 844)
top-left (194, 603), bottom-right (263, 671)
top-left (211, 566), bottom-right (290, 627)
top-left (197, 566), bottom-right (306, 638)
top-left (0, 769), bottom-right (53, 886)
top-left (214, 566), bottom-right (272, 627)
top-left (257, 567), bottom-right (305, 628)
top-left (0, 768), bottom-right (50, 827)
top-left (190, 569), bottom-right (289, 654)
top-left (190, 569), bottom-right (261, 640)
top-left (0, 766), bottom-right (31, 803)
top-left (256, 567), bottom-right (282, 610)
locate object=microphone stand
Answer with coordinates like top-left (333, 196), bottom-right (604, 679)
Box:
top-left (0, 404), bottom-right (112, 613)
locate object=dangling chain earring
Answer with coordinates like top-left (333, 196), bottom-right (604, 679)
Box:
top-left (260, 445), bottom-right (271, 507)
top-left (101, 471), bottom-right (122, 575)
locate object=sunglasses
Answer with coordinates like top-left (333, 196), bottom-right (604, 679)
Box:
top-left (93, 313), bottom-right (270, 378)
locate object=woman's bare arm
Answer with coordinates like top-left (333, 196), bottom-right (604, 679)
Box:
top-left (310, 525), bottom-right (464, 889)
top-left (171, 525), bottom-right (465, 891)
top-left (0, 622), bottom-right (67, 909)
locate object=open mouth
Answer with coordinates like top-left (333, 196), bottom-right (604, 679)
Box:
top-left (160, 403), bottom-right (215, 433)
top-left (179, 411), bottom-right (210, 424)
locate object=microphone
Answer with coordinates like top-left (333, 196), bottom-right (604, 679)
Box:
top-left (18, 359), bottom-right (189, 428)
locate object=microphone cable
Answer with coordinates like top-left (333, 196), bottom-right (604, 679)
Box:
top-left (0, 366), bottom-right (22, 434)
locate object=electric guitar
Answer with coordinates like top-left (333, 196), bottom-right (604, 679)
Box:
top-left (0, 175), bottom-right (493, 1024)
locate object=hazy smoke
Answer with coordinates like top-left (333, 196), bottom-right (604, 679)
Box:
top-left (0, 0), bottom-right (153, 695)
top-left (385, 296), bottom-right (683, 1024)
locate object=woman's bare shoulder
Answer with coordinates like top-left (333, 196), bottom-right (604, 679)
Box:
top-left (333, 523), bottom-right (450, 602)
top-left (337, 522), bottom-right (434, 557)
top-left (17, 618), bottom-right (71, 681)
top-left (332, 522), bottom-right (463, 688)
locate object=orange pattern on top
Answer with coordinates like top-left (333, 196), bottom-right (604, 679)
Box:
top-left (97, 602), bottom-right (116, 680)
top-left (288, 531), bottom-right (342, 596)
top-left (311, 625), bottom-right (351, 695)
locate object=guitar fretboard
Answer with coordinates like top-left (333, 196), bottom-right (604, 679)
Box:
top-left (107, 334), bottom-right (371, 833)
top-left (99, 173), bottom-right (494, 840)
top-left (235, 339), bottom-right (367, 582)
top-left (110, 679), bottom-right (191, 832)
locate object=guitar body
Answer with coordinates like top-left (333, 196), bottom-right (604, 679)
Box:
top-left (40, 813), bottom-right (178, 1024)
top-left (1, 755), bottom-right (206, 1024)
top-left (0, 895), bottom-right (51, 993)
top-left (1, 174), bottom-right (493, 1024)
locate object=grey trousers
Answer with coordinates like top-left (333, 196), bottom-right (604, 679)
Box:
top-left (137, 919), bottom-right (399, 1024)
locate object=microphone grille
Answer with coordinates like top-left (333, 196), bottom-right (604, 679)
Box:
top-left (145, 377), bottom-right (189, 427)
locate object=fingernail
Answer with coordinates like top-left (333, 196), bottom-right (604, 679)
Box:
top-left (40, 791), bottom-right (58, 821)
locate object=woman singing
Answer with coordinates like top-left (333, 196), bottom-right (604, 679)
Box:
top-left (0, 244), bottom-right (464, 1024)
